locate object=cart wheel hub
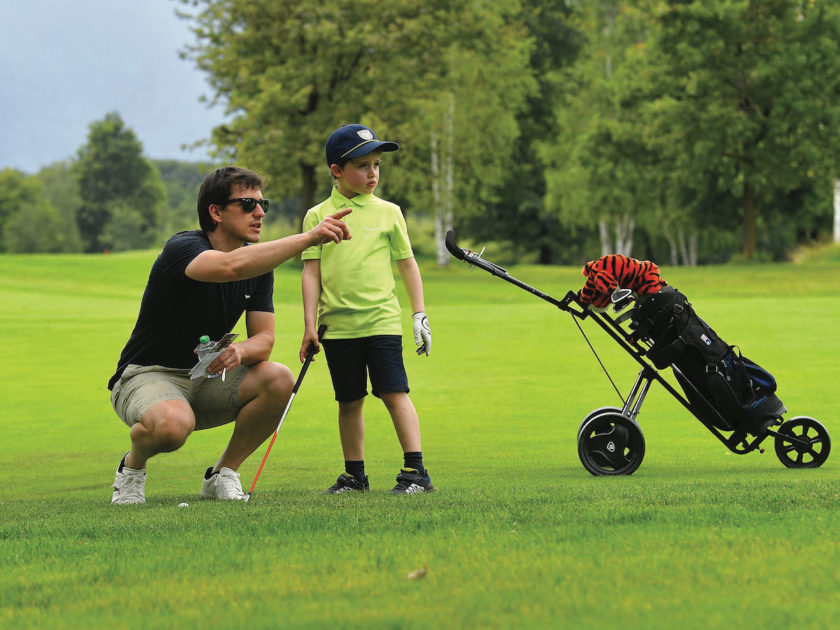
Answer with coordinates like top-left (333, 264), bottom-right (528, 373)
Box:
top-left (606, 441), bottom-right (616, 453)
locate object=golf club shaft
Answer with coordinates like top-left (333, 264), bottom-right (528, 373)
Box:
top-left (247, 324), bottom-right (326, 497)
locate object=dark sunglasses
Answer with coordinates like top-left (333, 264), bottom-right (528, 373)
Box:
top-left (224, 197), bottom-right (270, 213)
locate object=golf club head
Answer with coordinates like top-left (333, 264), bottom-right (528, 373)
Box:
top-left (611, 288), bottom-right (636, 312)
top-left (244, 492), bottom-right (251, 502)
top-left (445, 230), bottom-right (466, 260)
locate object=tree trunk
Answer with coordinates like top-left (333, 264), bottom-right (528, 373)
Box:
top-left (299, 162), bottom-right (317, 232)
top-left (435, 94), bottom-right (455, 266)
top-left (444, 94), bottom-right (454, 243)
top-left (742, 181), bottom-right (757, 259)
top-left (432, 131), bottom-right (444, 265)
top-left (686, 231), bottom-right (698, 266)
top-left (538, 242), bottom-right (552, 264)
top-left (599, 220), bottom-right (611, 256)
top-left (678, 229), bottom-right (690, 266)
top-left (598, 214), bottom-right (635, 256)
top-left (616, 213), bottom-right (635, 257)
top-left (834, 179), bottom-right (840, 243)
top-left (663, 224), bottom-right (678, 266)
top-left (662, 222), bottom-right (697, 266)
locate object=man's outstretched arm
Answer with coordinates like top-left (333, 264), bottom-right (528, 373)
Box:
top-left (185, 209), bottom-right (352, 283)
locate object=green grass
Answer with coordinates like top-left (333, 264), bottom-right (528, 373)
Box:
top-left (1, 251), bottom-right (839, 629)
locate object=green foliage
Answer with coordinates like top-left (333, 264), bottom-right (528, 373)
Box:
top-left (8, 1), bottom-right (840, 262)
top-left (394, 3), bottom-right (538, 217)
top-left (4, 204), bottom-right (69, 254)
top-left (74, 112), bottom-right (167, 252)
top-left (99, 202), bottom-right (156, 252)
top-left (0, 167), bottom-right (81, 253)
top-left (35, 160), bottom-right (84, 253)
top-left (180, 0), bottom-right (537, 229)
top-left (154, 159), bottom-right (209, 232)
top-left (0, 168), bottom-right (41, 252)
top-left (461, 0), bottom-right (582, 264)
top-left (646, 0), bottom-right (840, 257)
top-left (543, 0), bottom-right (840, 263)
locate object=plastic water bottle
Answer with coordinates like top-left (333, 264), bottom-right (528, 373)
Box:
top-left (195, 335), bottom-right (218, 378)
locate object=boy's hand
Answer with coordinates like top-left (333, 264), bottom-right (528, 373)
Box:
top-left (412, 312), bottom-right (431, 356)
top-left (299, 328), bottom-right (322, 363)
top-left (310, 208), bottom-right (352, 245)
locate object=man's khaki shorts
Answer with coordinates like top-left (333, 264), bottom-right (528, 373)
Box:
top-left (110, 364), bottom-right (249, 430)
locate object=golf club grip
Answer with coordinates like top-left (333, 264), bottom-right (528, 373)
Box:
top-left (445, 230), bottom-right (466, 260)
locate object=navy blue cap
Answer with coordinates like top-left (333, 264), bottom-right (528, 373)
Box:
top-left (325, 124), bottom-right (399, 166)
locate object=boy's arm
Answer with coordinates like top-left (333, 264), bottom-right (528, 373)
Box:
top-left (300, 259), bottom-right (323, 363)
top-left (396, 257), bottom-right (431, 356)
top-left (396, 257), bottom-right (425, 313)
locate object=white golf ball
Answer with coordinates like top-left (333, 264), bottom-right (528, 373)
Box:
top-left (178, 502), bottom-right (189, 508)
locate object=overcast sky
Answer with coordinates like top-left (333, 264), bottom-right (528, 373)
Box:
top-left (0, 0), bottom-right (227, 173)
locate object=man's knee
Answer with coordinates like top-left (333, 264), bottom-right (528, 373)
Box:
top-left (139, 401), bottom-right (194, 450)
top-left (243, 361), bottom-right (295, 401)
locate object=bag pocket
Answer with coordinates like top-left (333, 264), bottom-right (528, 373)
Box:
top-left (647, 336), bottom-right (685, 369)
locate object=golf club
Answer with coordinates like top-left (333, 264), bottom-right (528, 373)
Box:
top-left (245, 324), bottom-right (326, 502)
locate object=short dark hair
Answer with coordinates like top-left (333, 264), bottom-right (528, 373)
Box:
top-left (196, 166), bottom-right (265, 232)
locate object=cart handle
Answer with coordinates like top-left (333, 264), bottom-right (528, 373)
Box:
top-left (445, 230), bottom-right (566, 308)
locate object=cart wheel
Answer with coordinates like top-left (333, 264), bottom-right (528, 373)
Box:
top-left (578, 407), bottom-right (623, 441)
top-left (577, 412), bottom-right (645, 476)
top-left (774, 416), bottom-right (831, 468)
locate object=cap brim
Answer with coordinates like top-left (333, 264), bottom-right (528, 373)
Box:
top-left (344, 140), bottom-right (399, 160)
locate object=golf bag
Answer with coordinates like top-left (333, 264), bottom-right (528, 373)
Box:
top-left (630, 287), bottom-right (786, 433)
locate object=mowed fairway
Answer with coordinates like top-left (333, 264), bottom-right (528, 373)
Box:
top-left (1, 250), bottom-right (838, 629)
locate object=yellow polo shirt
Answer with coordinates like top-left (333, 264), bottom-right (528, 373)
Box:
top-left (301, 187), bottom-right (414, 339)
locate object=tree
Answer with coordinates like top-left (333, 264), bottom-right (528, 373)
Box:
top-left (4, 203), bottom-right (69, 253)
top-left (396, 3), bottom-right (538, 265)
top-left (0, 168), bottom-right (77, 253)
top-left (37, 160), bottom-right (83, 252)
top-left (543, 1), bottom-right (663, 258)
top-left (180, 0), bottom-right (536, 262)
top-left (154, 159), bottom-right (208, 233)
top-left (647, 0), bottom-right (840, 258)
top-left (460, 0), bottom-right (583, 264)
top-left (74, 112), bottom-right (166, 252)
top-left (181, 0), bottom-right (433, 223)
top-left (0, 169), bottom-right (40, 252)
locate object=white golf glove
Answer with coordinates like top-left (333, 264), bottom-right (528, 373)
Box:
top-left (412, 311), bottom-right (431, 356)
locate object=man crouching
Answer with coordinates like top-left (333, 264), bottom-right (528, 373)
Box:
top-left (107, 166), bottom-right (351, 504)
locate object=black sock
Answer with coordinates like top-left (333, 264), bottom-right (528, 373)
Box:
top-left (403, 451), bottom-right (425, 474)
top-left (345, 460), bottom-right (365, 480)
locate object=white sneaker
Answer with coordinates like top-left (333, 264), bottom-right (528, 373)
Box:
top-left (111, 455), bottom-right (146, 505)
top-left (201, 467), bottom-right (247, 501)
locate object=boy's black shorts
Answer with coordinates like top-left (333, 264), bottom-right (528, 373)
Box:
top-left (321, 335), bottom-right (409, 403)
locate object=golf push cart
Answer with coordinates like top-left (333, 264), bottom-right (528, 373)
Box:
top-left (445, 231), bottom-right (831, 476)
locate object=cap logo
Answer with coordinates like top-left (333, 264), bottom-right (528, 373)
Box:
top-left (357, 129), bottom-right (374, 140)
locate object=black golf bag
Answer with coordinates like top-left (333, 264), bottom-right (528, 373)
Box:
top-left (631, 287), bottom-right (786, 434)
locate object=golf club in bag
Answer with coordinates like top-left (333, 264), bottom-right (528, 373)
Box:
top-left (445, 230), bottom-right (831, 476)
top-left (245, 324), bottom-right (327, 501)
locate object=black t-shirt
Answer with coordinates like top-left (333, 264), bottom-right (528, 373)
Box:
top-left (107, 230), bottom-right (274, 390)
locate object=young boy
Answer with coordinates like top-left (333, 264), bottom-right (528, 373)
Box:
top-left (299, 123), bottom-right (434, 494)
